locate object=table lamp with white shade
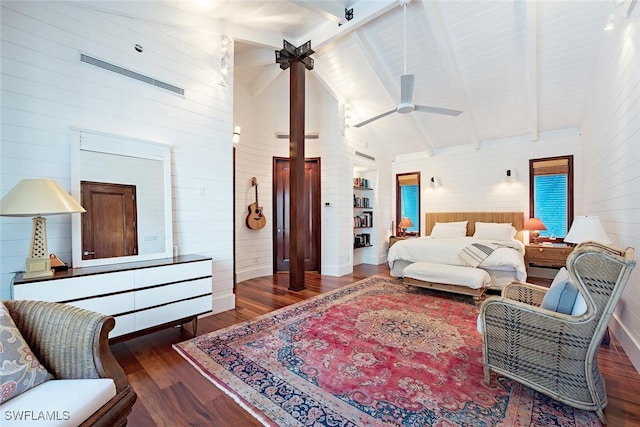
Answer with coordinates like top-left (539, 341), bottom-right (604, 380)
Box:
top-left (0, 179), bottom-right (86, 278)
top-left (564, 215), bottom-right (611, 245)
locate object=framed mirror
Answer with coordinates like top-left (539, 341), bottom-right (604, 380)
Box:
top-left (71, 128), bottom-right (173, 267)
top-left (395, 172), bottom-right (420, 236)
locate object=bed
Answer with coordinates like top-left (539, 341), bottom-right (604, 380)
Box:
top-left (388, 212), bottom-right (526, 290)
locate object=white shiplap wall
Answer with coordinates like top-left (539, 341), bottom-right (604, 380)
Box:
top-left (0, 2), bottom-right (235, 312)
top-left (580, 12), bottom-right (640, 371)
top-left (393, 129), bottom-right (582, 234)
top-left (233, 69), bottom-right (392, 281)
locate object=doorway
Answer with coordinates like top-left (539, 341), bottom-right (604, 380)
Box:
top-left (273, 157), bottom-right (321, 272)
top-left (81, 181), bottom-right (138, 260)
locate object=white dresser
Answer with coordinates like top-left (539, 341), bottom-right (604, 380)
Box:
top-left (12, 254), bottom-right (213, 340)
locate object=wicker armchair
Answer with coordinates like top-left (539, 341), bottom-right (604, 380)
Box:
top-left (479, 241), bottom-right (635, 424)
top-left (4, 300), bottom-right (137, 426)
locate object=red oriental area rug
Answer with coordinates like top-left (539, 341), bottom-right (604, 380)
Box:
top-left (174, 276), bottom-right (601, 426)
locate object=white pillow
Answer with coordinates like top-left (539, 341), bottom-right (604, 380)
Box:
top-left (437, 221), bottom-right (468, 228)
top-left (571, 293), bottom-right (587, 316)
top-left (473, 222), bottom-right (516, 241)
top-left (430, 222), bottom-right (467, 238)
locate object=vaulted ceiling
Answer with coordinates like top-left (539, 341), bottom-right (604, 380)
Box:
top-left (79, 0), bottom-right (630, 156)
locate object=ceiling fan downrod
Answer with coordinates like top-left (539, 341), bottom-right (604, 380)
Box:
top-left (402, 0), bottom-right (408, 75)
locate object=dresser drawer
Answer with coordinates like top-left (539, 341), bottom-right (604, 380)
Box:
top-left (13, 271), bottom-right (135, 302)
top-left (134, 260), bottom-right (211, 288)
top-left (134, 278), bottom-right (211, 310)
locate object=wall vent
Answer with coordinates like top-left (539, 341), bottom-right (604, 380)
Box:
top-left (355, 151), bottom-right (375, 161)
top-left (276, 132), bottom-right (320, 139)
top-left (80, 54), bottom-right (184, 95)
top-left (275, 131), bottom-right (319, 139)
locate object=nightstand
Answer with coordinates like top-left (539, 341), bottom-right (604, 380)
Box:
top-left (525, 244), bottom-right (573, 273)
top-left (389, 236), bottom-right (417, 247)
top-left (389, 236), bottom-right (406, 247)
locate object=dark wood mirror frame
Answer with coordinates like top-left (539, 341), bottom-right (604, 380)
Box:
top-left (528, 155), bottom-right (574, 243)
top-left (395, 172), bottom-right (421, 237)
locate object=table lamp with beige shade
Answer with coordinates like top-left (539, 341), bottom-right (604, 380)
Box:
top-left (0, 179), bottom-right (86, 278)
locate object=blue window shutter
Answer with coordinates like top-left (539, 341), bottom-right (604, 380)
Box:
top-left (534, 174), bottom-right (568, 237)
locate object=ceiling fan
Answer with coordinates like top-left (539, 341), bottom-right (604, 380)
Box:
top-left (354, 1), bottom-right (463, 128)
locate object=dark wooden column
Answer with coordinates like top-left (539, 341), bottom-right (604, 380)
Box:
top-left (289, 60), bottom-right (306, 291)
top-left (276, 40), bottom-right (314, 291)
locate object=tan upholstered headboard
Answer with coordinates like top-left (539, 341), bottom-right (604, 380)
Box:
top-left (425, 212), bottom-right (525, 242)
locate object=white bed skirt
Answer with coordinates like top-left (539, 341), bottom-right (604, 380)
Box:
top-left (390, 260), bottom-right (517, 290)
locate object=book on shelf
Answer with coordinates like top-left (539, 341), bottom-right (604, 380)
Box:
top-left (353, 177), bottom-right (370, 188)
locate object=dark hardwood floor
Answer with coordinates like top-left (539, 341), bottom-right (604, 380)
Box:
top-left (110, 265), bottom-right (640, 426)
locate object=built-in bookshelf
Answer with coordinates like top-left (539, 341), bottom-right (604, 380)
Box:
top-left (354, 177), bottom-right (373, 249)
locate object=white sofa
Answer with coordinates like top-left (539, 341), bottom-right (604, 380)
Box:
top-left (0, 300), bottom-right (136, 426)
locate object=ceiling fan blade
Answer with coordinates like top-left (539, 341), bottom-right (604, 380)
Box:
top-left (414, 105), bottom-right (463, 116)
top-left (400, 74), bottom-right (415, 105)
top-left (353, 108), bottom-right (398, 128)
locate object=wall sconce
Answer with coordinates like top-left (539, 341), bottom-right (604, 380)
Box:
top-left (505, 168), bottom-right (518, 182)
top-left (603, 0), bottom-right (633, 31)
top-left (232, 125), bottom-right (241, 144)
top-left (604, 13), bottom-right (616, 30)
top-left (342, 103), bottom-right (352, 135)
top-left (219, 35), bottom-right (232, 86)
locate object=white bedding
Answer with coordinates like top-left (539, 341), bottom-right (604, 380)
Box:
top-left (388, 237), bottom-right (526, 281)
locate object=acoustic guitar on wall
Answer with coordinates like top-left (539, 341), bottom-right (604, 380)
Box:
top-left (246, 177), bottom-right (266, 230)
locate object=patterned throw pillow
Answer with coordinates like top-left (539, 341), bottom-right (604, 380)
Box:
top-left (0, 302), bottom-right (54, 403)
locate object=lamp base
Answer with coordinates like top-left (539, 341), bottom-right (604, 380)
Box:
top-left (24, 256), bottom-right (53, 279)
top-left (23, 215), bottom-right (53, 279)
top-left (530, 230), bottom-right (540, 244)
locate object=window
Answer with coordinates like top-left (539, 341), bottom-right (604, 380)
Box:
top-left (529, 156), bottom-right (574, 241)
top-left (396, 172), bottom-right (420, 235)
